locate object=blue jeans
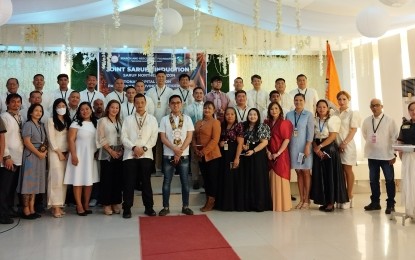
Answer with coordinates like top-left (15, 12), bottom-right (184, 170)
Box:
top-left (162, 156), bottom-right (190, 207)
top-left (368, 159), bottom-right (396, 207)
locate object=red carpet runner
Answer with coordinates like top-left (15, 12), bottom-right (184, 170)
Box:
top-left (139, 214), bottom-right (240, 259)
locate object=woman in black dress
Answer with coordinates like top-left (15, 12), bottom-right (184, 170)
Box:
top-left (216, 107), bottom-right (244, 211)
top-left (237, 108), bottom-right (271, 212)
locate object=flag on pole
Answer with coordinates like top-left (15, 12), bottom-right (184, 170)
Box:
top-left (325, 41), bottom-right (341, 107)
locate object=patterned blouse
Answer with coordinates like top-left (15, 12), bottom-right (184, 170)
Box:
top-left (241, 123), bottom-right (271, 143)
top-left (220, 122), bottom-right (244, 142)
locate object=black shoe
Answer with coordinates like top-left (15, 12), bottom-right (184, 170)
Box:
top-left (158, 208), bottom-right (170, 216)
top-left (76, 210), bottom-right (87, 216)
top-left (319, 205), bottom-right (327, 211)
top-left (364, 203), bottom-right (381, 211)
top-left (324, 206), bottom-right (335, 212)
top-left (182, 207), bottom-right (194, 215)
top-left (123, 208), bottom-right (132, 219)
top-left (144, 208), bottom-right (156, 217)
top-left (385, 207), bottom-right (395, 214)
top-left (21, 213), bottom-right (37, 220)
top-left (291, 195), bottom-right (297, 201)
top-left (32, 213), bottom-right (42, 218)
top-left (84, 210), bottom-right (93, 215)
top-left (0, 216), bottom-right (14, 224)
top-left (193, 182), bottom-right (200, 190)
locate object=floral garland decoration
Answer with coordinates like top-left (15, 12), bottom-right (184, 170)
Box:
top-left (64, 22), bottom-right (73, 67)
top-left (275, 0), bottom-right (282, 36)
top-left (295, 0), bottom-right (301, 31)
top-left (154, 0), bottom-right (163, 41)
top-left (253, 0), bottom-right (260, 30)
top-left (208, 0), bottom-right (213, 15)
top-left (143, 33), bottom-right (155, 74)
top-left (112, 0), bottom-right (121, 28)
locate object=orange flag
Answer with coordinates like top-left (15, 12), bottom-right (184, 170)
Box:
top-left (325, 41), bottom-right (341, 107)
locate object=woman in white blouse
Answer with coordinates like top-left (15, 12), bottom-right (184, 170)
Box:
top-left (334, 91), bottom-right (361, 209)
top-left (310, 99), bottom-right (348, 212)
top-left (96, 100), bottom-right (123, 215)
top-left (47, 98), bottom-right (72, 218)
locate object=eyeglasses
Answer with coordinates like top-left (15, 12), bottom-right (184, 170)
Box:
top-left (370, 104), bottom-right (382, 108)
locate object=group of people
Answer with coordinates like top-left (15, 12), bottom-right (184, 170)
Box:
top-left (0, 70), bottom-right (413, 225)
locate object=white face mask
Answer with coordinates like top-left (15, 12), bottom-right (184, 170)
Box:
top-left (56, 107), bottom-right (67, 115)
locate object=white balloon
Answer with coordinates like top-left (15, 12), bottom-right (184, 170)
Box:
top-left (154, 8), bottom-right (183, 36)
top-left (356, 6), bottom-right (389, 38)
top-left (0, 0), bottom-right (13, 26)
top-left (379, 0), bottom-right (410, 7)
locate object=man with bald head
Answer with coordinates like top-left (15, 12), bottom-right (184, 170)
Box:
top-left (361, 98), bottom-right (398, 214)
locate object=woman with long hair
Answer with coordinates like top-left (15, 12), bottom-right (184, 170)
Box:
top-left (238, 108), bottom-right (271, 212)
top-left (17, 104), bottom-right (48, 219)
top-left (96, 100), bottom-right (123, 215)
top-left (334, 91), bottom-right (360, 208)
top-left (310, 99), bottom-right (348, 212)
top-left (64, 102), bottom-right (98, 216)
top-left (265, 102), bottom-right (293, 212)
top-left (193, 101), bottom-right (221, 212)
top-left (286, 93), bottom-right (314, 209)
top-left (47, 98), bottom-right (71, 218)
top-left (216, 107), bottom-right (244, 211)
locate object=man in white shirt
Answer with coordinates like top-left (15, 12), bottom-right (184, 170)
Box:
top-left (105, 78), bottom-right (126, 105)
top-left (227, 77), bottom-right (244, 107)
top-left (171, 74), bottom-right (194, 112)
top-left (80, 74), bottom-right (105, 106)
top-left (234, 90), bottom-right (251, 122)
top-left (31, 74), bottom-right (53, 111)
top-left (275, 78), bottom-right (293, 113)
top-left (68, 91), bottom-right (80, 121)
top-left (247, 74), bottom-right (269, 113)
top-left (146, 70), bottom-right (174, 172)
top-left (0, 93), bottom-right (24, 224)
top-left (134, 79), bottom-right (155, 115)
top-left (0, 78), bottom-right (27, 113)
top-left (20, 90), bottom-right (51, 124)
top-left (158, 95), bottom-right (194, 216)
top-left (185, 86), bottom-right (204, 189)
top-left (50, 74), bottom-right (73, 108)
top-left (121, 93), bottom-right (158, 218)
top-left (361, 98), bottom-right (398, 214)
top-left (289, 74), bottom-right (319, 113)
top-left (120, 86), bottom-right (137, 121)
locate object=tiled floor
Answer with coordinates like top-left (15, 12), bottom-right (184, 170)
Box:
top-left (1, 193), bottom-right (414, 260)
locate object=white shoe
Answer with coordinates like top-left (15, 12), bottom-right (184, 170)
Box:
top-left (342, 201), bottom-right (351, 209)
top-left (349, 198), bottom-right (353, 208)
top-left (89, 199), bottom-right (98, 207)
top-left (335, 203), bottom-right (341, 209)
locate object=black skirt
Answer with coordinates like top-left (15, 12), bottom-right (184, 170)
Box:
top-left (310, 140), bottom-right (349, 205)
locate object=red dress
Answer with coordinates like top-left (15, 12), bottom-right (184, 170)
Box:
top-left (266, 119), bottom-right (293, 180)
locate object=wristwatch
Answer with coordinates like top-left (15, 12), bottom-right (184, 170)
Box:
top-left (142, 146), bottom-right (148, 152)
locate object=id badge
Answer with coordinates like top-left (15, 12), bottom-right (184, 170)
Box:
top-left (224, 142), bottom-right (228, 151)
top-left (157, 101), bottom-right (161, 108)
top-left (293, 129), bottom-right (298, 137)
top-left (371, 133), bottom-right (376, 143)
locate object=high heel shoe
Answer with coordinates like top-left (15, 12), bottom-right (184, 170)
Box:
top-left (295, 202), bottom-right (303, 209)
top-left (301, 203), bottom-right (310, 210)
top-left (324, 204), bottom-right (334, 212)
top-left (104, 206), bottom-right (113, 216)
top-left (76, 206), bottom-right (87, 216)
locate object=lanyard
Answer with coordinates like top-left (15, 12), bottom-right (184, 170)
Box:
top-left (318, 118), bottom-right (326, 134)
top-left (87, 91), bottom-right (96, 104)
top-left (155, 86), bottom-right (166, 101)
top-left (298, 89), bottom-right (307, 101)
top-left (126, 102), bottom-right (135, 115)
top-left (372, 114), bottom-right (384, 133)
top-left (9, 112), bottom-right (22, 130)
top-left (179, 88), bottom-right (189, 103)
top-left (61, 90), bottom-right (68, 100)
top-left (108, 117), bottom-right (120, 134)
top-left (294, 110), bottom-right (303, 129)
top-left (236, 107), bottom-right (247, 121)
top-left (115, 91), bottom-right (125, 103)
top-left (32, 120), bottom-right (44, 142)
top-left (134, 113), bottom-right (146, 131)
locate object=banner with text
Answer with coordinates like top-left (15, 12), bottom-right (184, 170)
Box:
top-left (98, 52), bottom-right (206, 96)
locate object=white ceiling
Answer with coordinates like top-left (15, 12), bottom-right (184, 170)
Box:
top-left (5, 0), bottom-right (415, 40)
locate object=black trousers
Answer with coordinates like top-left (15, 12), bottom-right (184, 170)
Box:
top-left (0, 166), bottom-right (19, 217)
top-left (199, 157), bottom-right (220, 198)
top-left (122, 158), bottom-right (154, 210)
top-left (100, 160), bottom-right (123, 205)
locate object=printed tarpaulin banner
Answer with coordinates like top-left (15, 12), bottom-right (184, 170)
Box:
top-left (98, 52), bottom-right (206, 96)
